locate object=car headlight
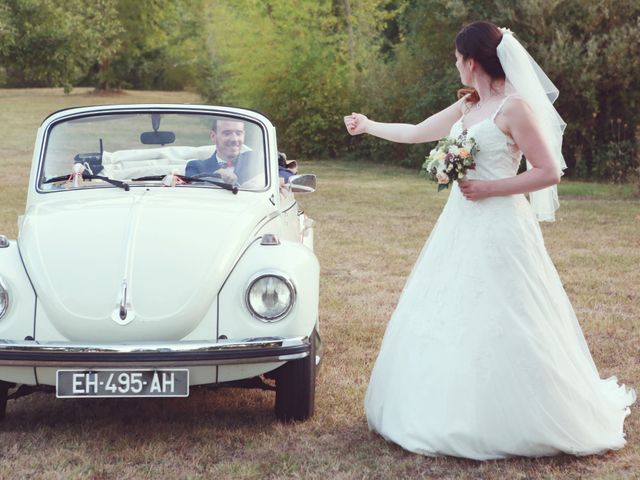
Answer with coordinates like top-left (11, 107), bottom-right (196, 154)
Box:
top-left (245, 272), bottom-right (295, 322)
top-left (0, 278), bottom-right (8, 319)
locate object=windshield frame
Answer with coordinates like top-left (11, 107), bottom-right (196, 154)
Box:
top-left (35, 106), bottom-right (274, 195)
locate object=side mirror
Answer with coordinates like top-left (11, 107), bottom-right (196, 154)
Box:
top-left (289, 174), bottom-right (316, 193)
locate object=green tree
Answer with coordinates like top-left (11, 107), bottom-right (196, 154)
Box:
top-left (1, 0), bottom-right (635, 177)
top-left (0, 0), bottom-right (123, 92)
top-left (532, 0), bottom-right (640, 178)
top-left (350, 0), bottom-right (468, 165)
top-left (0, 0), bottom-right (205, 91)
top-left (94, 0), bottom-right (208, 90)
top-left (357, 0), bottom-right (639, 178)
top-left (1, 0), bottom-right (86, 90)
top-left (0, 2), bottom-right (14, 57)
top-left (81, 0), bottom-right (123, 91)
top-left (199, 0), bottom-right (396, 157)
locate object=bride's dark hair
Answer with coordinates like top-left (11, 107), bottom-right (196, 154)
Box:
top-left (455, 21), bottom-right (505, 104)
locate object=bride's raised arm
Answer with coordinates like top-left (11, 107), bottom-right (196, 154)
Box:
top-left (344, 96), bottom-right (467, 144)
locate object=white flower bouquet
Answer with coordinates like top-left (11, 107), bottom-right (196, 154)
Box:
top-left (422, 132), bottom-right (480, 191)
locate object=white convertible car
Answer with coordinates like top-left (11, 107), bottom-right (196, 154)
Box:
top-left (0, 104), bottom-right (320, 422)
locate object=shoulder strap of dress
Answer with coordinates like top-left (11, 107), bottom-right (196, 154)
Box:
top-left (491, 94), bottom-right (518, 120)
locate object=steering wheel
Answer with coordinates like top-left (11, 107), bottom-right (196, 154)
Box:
top-left (190, 171), bottom-right (240, 189)
top-left (191, 171), bottom-right (225, 180)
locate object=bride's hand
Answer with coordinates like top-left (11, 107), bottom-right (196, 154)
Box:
top-left (458, 179), bottom-right (492, 201)
top-left (344, 112), bottom-right (368, 135)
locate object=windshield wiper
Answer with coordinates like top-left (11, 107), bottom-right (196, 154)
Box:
top-left (131, 174), bottom-right (239, 195)
top-left (44, 173), bottom-right (130, 191)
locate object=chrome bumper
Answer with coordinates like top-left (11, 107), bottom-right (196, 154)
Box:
top-left (0, 336), bottom-right (311, 367)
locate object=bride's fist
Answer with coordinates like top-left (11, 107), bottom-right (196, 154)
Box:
top-left (344, 112), bottom-right (368, 136)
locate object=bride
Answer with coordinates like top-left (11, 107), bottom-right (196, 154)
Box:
top-left (344, 21), bottom-right (635, 460)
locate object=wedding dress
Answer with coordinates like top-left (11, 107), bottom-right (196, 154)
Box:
top-left (364, 97), bottom-right (636, 460)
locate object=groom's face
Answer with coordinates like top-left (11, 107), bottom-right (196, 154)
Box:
top-left (211, 120), bottom-right (245, 162)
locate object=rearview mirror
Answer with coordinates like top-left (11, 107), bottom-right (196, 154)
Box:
top-left (140, 131), bottom-right (176, 145)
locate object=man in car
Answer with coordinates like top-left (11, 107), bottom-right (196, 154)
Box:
top-left (185, 119), bottom-right (252, 184)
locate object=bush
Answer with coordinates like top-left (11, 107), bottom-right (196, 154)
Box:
top-left (591, 120), bottom-right (638, 183)
top-left (355, 0), bottom-right (640, 175)
top-left (198, 0), bottom-right (395, 158)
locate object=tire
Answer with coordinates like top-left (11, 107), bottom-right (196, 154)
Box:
top-left (0, 381), bottom-right (10, 421)
top-left (275, 331), bottom-right (316, 422)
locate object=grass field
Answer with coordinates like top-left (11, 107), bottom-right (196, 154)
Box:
top-left (0, 89), bottom-right (638, 479)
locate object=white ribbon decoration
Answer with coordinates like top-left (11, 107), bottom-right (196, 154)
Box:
top-left (497, 28), bottom-right (567, 222)
top-left (70, 162), bottom-right (85, 189)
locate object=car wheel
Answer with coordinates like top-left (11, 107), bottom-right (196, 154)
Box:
top-left (0, 381), bottom-right (10, 421)
top-left (274, 330), bottom-right (316, 422)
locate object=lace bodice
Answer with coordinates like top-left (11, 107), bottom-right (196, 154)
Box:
top-left (449, 97), bottom-right (522, 181)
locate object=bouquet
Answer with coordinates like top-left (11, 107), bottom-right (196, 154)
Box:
top-left (422, 132), bottom-right (479, 191)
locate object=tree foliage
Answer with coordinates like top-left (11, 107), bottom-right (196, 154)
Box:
top-left (0, 0), bottom-right (637, 179)
top-left (534, 0), bottom-right (640, 177)
top-left (94, 0), bottom-right (208, 90)
top-left (199, 0), bottom-right (396, 157)
top-left (0, 0), bottom-right (105, 91)
top-left (0, 0), bottom-right (207, 91)
top-left (342, 0), bottom-right (640, 177)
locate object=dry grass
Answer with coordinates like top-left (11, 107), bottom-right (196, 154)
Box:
top-left (0, 89), bottom-right (638, 479)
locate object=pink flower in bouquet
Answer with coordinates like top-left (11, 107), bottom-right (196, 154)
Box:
top-left (436, 172), bottom-right (450, 185)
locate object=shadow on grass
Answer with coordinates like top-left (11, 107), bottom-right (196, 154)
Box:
top-left (1, 386), bottom-right (277, 433)
top-left (383, 431), bottom-right (590, 465)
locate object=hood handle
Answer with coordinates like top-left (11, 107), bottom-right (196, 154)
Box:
top-left (119, 281), bottom-right (128, 321)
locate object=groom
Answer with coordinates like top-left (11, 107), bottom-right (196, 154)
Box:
top-left (185, 118), bottom-right (253, 183)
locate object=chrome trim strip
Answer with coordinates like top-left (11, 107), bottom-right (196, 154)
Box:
top-left (0, 336), bottom-right (310, 367)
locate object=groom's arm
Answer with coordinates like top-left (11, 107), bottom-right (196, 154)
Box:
top-left (362, 96), bottom-right (467, 144)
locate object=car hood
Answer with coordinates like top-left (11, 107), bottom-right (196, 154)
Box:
top-left (19, 190), bottom-right (274, 341)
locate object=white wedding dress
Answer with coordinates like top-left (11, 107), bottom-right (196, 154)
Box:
top-left (365, 99), bottom-right (636, 460)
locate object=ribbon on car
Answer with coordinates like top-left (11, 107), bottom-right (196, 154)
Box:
top-left (161, 171), bottom-right (186, 187)
top-left (67, 162), bottom-right (85, 189)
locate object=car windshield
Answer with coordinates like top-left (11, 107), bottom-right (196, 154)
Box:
top-left (39, 111), bottom-right (268, 191)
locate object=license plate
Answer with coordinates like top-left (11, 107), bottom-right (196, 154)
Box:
top-left (56, 369), bottom-right (189, 398)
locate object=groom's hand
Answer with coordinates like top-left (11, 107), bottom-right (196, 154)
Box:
top-left (217, 168), bottom-right (238, 184)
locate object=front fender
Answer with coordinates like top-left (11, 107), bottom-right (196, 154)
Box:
top-left (218, 239), bottom-right (319, 341)
top-left (0, 239), bottom-right (38, 384)
top-left (216, 238), bottom-right (319, 383)
top-left (0, 241), bottom-right (36, 340)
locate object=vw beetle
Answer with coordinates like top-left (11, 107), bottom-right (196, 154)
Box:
top-left (0, 104), bottom-right (320, 422)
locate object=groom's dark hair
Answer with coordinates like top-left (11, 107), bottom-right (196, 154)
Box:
top-left (455, 21), bottom-right (505, 103)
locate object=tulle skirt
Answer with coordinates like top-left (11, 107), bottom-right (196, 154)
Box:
top-left (365, 185), bottom-right (636, 460)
